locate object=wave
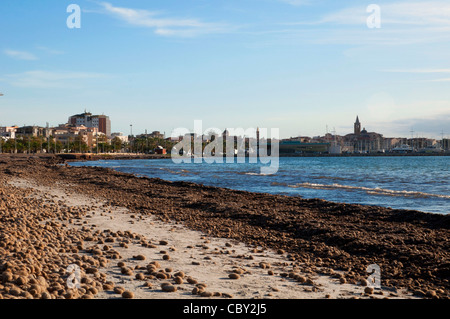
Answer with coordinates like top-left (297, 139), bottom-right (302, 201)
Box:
top-left (288, 182), bottom-right (450, 199)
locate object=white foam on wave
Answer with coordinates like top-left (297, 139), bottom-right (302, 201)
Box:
top-left (288, 182), bottom-right (450, 199)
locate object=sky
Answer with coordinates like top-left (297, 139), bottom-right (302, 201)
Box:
top-left (0, 0), bottom-right (449, 139)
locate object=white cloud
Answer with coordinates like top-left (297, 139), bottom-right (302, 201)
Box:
top-left (36, 46), bottom-right (65, 55)
top-left (278, 0), bottom-right (311, 6)
top-left (98, 2), bottom-right (230, 37)
top-left (382, 68), bottom-right (450, 82)
top-left (4, 49), bottom-right (38, 61)
top-left (427, 78), bottom-right (450, 82)
top-left (320, 1), bottom-right (450, 26)
top-left (280, 1), bottom-right (450, 45)
top-left (383, 68), bottom-right (450, 73)
top-left (1, 70), bottom-right (107, 89)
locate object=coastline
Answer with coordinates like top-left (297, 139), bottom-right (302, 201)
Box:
top-left (0, 155), bottom-right (449, 299)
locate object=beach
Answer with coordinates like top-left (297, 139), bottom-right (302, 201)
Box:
top-left (0, 154), bottom-right (448, 299)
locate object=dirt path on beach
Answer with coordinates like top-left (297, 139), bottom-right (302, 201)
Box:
top-left (4, 177), bottom-right (414, 299)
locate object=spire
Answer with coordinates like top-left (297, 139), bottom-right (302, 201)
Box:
top-left (354, 115), bottom-right (361, 135)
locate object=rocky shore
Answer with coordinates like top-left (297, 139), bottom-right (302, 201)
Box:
top-left (0, 155), bottom-right (448, 299)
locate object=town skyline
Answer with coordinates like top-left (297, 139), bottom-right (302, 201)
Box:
top-left (0, 107), bottom-right (448, 142)
top-left (1, 1), bottom-right (450, 140)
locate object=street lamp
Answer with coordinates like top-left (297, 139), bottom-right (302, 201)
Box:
top-left (130, 124), bottom-right (133, 154)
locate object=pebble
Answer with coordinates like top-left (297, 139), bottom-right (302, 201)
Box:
top-left (200, 291), bottom-right (213, 297)
top-left (134, 255), bottom-right (146, 261)
top-left (135, 273), bottom-right (145, 280)
top-left (364, 287), bottom-right (374, 295)
top-left (162, 285), bottom-right (177, 292)
top-left (122, 291), bottom-right (134, 299)
top-left (228, 273), bottom-right (240, 280)
top-left (114, 287), bottom-right (125, 294)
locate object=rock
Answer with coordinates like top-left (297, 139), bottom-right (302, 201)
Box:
top-left (135, 273), bottom-right (145, 280)
top-left (103, 283), bottom-right (114, 291)
top-left (134, 255), bottom-right (146, 261)
top-left (122, 291), bottom-right (134, 299)
top-left (364, 287), bottom-right (374, 295)
top-left (228, 273), bottom-right (240, 280)
top-left (114, 287), bottom-right (125, 294)
top-left (297, 276), bottom-right (306, 283)
top-left (306, 278), bottom-right (314, 285)
top-left (201, 291), bottom-right (213, 297)
top-left (162, 285), bottom-right (177, 292)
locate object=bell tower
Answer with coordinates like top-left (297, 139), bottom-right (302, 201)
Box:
top-left (354, 116), bottom-right (361, 135)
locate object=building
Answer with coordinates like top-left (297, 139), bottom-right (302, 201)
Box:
top-left (15, 126), bottom-right (47, 138)
top-left (68, 111), bottom-right (111, 137)
top-left (51, 123), bottom-right (101, 150)
top-left (0, 126), bottom-right (17, 140)
top-left (155, 145), bottom-right (167, 155)
top-left (111, 132), bottom-right (129, 143)
top-left (344, 116), bottom-right (384, 153)
top-left (136, 131), bottom-right (165, 140)
top-left (354, 116), bottom-right (361, 135)
top-left (279, 140), bottom-right (330, 154)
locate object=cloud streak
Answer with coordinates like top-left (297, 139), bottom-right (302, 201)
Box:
top-left (382, 68), bottom-right (450, 82)
top-left (278, 0), bottom-right (311, 6)
top-left (98, 2), bottom-right (231, 37)
top-left (4, 49), bottom-right (38, 61)
top-left (1, 70), bottom-right (108, 89)
top-left (280, 1), bottom-right (450, 45)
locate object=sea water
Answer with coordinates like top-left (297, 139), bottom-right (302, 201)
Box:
top-left (70, 156), bottom-right (449, 215)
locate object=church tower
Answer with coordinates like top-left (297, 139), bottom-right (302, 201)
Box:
top-left (354, 116), bottom-right (361, 135)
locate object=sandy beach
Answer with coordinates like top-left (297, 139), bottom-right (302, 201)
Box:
top-left (0, 155), bottom-right (448, 300)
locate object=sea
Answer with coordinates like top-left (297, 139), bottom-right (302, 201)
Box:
top-left (69, 156), bottom-right (450, 215)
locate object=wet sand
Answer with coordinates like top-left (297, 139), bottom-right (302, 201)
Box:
top-left (0, 155), bottom-right (448, 299)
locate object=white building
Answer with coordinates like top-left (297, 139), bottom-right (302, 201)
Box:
top-left (0, 126), bottom-right (17, 139)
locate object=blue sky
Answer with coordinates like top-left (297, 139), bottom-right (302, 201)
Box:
top-left (1, 0), bottom-right (449, 139)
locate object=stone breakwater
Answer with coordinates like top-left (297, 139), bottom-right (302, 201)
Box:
top-left (0, 156), bottom-right (449, 299)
